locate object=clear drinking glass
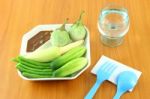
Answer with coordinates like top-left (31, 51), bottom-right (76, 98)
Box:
top-left (98, 3), bottom-right (129, 47)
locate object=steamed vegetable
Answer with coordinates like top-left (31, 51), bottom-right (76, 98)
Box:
top-left (24, 40), bottom-right (84, 62)
top-left (13, 58), bottom-right (50, 69)
top-left (13, 56), bottom-right (51, 67)
top-left (53, 57), bottom-right (88, 77)
top-left (50, 19), bottom-right (72, 47)
top-left (16, 63), bottom-right (53, 78)
top-left (51, 46), bottom-right (86, 70)
top-left (22, 72), bottom-right (52, 78)
top-left (16, 63), bottom-right (52, 75)
top-left (69, 11), bottom-right (87, 41)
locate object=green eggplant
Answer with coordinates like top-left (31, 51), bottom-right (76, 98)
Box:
top-left (50, 19), bottom-right (72, 47)
top-left (69, 11), bottom-right (87, 41)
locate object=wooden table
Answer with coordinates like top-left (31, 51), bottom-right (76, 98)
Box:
top-left (0, 0), bottom-right (150, 99)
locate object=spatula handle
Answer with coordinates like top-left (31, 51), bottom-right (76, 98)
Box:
top-left (113, 90), bottom-right (124, 99)
top-left (84, 80), bottom-right (103, 99)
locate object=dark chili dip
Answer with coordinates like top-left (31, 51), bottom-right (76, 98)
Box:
top-left (27, 31), bottom-right (52, 52)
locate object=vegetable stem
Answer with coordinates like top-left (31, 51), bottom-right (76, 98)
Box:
top-left (59, 18), bottom-right (69, 31)
top-left (78, 11), bottom-right (85, 23)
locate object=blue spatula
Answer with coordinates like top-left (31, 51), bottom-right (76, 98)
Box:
top-left (84, 62), bottom-right (117, 99)
top-left (113, 71), bottom-right (138, 99)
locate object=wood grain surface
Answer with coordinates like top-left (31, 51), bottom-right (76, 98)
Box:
top-left (0, 0), bottom-right (150, 99)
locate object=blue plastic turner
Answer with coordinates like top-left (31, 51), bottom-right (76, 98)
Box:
top-left (113, 71), bottom-right (138, 99)
top-left (84, 62), bottom-right (117, 99)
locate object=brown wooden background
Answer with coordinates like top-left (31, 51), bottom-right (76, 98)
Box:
top-left (0, 0), bottom-right (150, 99)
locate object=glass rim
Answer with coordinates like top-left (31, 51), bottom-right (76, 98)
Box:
top-left (100, 3), bottom-right (128, 13)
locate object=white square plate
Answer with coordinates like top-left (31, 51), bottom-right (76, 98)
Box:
top-left (18, 24), bottom-right (91, 81)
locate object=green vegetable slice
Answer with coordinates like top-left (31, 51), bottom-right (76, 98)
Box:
top-left (16, 63), bottom-right (52, 75)
top-left (22, 72), bottom-right (52, 78)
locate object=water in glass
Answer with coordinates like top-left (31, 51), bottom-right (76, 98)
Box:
top-left (98, 4), bottom-right (129, 47)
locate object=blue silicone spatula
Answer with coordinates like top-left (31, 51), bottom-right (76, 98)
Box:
top-left (113, 71), bottom-right (138, 99)
top-left (84, 62), bottom-right (117, 99)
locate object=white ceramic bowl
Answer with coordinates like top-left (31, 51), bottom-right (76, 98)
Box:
top-left (18, 24), bottom-right (91, 80)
